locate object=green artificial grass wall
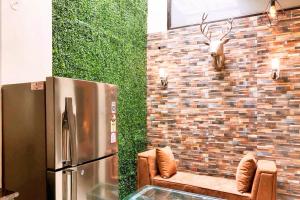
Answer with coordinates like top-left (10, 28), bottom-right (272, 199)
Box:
top-left (52, 0), bottom-right (147, 198)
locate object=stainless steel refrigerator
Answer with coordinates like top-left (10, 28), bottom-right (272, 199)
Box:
top-left (1, 77), bottom-right (119, 200)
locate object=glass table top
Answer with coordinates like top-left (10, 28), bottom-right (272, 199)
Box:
top-left (125, 185), bottom-right (224, 200)
top-left (86, 183), bottom-right (119, 200)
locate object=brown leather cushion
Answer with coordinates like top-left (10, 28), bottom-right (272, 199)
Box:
top-left (156, 146), bottom-right (177, 178)
top-left (153, 172), bottom-right (251, 200)
top-left (236, 153), bottom-right (257, 193)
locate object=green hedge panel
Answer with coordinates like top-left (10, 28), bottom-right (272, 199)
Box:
top-left (52, 0), bottom-right (147, 198)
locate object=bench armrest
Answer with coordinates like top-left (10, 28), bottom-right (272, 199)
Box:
top-left (251, 160), bottom-right (277, 200)
top-left (137, 149), bottom-right (158, 189)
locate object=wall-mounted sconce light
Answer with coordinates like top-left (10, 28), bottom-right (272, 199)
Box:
top-left (269, 0), bottom-right (277, 19)
top-left (265, 0), bottom-right (285, 26)
top-left (271, 58), bottom-right (280, 80)
top-left (10, 0), bottom-right (20, 11)
top-left (159, 68), bottom-right (168, 88)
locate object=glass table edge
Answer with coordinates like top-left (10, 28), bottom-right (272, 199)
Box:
top-left (124, 185), bottom-right (224, 200)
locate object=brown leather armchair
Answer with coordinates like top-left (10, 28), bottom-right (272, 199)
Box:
top-left (137, 149), bottom-right (277, 200)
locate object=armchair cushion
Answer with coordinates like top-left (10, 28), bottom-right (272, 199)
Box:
top-left (236, 153), bottom-right (257, 193)
top-left (156, 146), bottom-right (177, 178)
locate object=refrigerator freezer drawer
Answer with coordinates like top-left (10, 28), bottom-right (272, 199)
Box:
top-left (47, 154), bottom-right (119, 200)
top-left (46, 77), bottom-right (118, 170)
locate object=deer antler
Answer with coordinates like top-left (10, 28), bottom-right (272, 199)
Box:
top-left (220, 18), bottom-right (233, 40)
top-left (200, 13), bottom-right (212, 42)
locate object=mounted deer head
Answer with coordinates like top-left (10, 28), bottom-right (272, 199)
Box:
top-left (200, 13), bottom-right (233, 71)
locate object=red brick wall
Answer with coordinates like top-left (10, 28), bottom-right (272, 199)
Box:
top-left (147, 9), bottom-right (300, 197)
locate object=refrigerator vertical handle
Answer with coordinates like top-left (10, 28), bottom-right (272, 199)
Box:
top-left (62, 102), bottom-right (71, 164)
top-left (65, 97), bottom-right (78, 166)
top-left (63, 169), bottom-right (77, 200)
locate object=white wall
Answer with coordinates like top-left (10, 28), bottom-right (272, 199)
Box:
top-left (0, 0), bottom-right (52, 188)
top-left (0, 0), bottom-right (52, 84)
top-left (147, 0), bottom-right (168, 34)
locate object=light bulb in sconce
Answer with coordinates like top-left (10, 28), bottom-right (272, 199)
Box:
top-left (269, 0), bottom-right (277, 19)
top-left (271, 58), bottom-right (280, 80)
top-left (159, 68), bottom-right (168, 88)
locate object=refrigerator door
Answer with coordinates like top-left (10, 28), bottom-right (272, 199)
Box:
top-left (47, 155), bottom-right (119, 200)
top-left (1, 82), bottom-right (47, 200)
top-left (46, 77), bottom-right (118, 170)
